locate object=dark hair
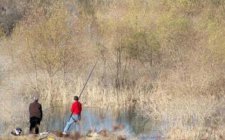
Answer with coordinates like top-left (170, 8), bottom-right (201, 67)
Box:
top-left (74, 96), bottom-right (79, 101)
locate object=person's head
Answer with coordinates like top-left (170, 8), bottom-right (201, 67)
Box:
top-left (74, 96), bottom-right (79, 101)
top-left (33, 96), bottom-right (39, 102)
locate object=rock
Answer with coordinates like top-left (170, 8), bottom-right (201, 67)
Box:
top-left (50, 131), bottom-right (63, 137)
top-left (69, 131), bottom-right (81, 139)
top-left (113, 124), bottom-right (125, 131)
top-left (117, 135), bottom-right (126, 140)
top-left (98, 129), bottom-right (109, 137)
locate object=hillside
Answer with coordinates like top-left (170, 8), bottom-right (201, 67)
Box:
top-left (0, 0), bottom-right (224, 139)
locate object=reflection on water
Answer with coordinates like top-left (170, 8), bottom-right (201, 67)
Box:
top-left (0, 106), bottom-right (161, 139)
top-left (0, 124), bottom-right (3, 135)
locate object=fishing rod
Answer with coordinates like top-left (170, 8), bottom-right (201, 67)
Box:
top-left (78, 60), bottom-right (98, 99)
top-left (65, 60), bottom-right (98, 129)
top-left (43, 60), bottom-right (98, 111)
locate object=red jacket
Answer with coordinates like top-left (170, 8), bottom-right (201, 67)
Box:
top-left (71, 101), bottom-right (82, 115)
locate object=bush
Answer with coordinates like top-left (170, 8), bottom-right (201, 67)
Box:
top-left (123, 31), bottom-right (160, 64)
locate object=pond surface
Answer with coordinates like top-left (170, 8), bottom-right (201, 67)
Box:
top-left (0, 106), bottom-right (163, 140)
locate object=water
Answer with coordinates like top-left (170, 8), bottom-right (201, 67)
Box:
top-left (0, 106), bottom-right (162, 139)
top-left (49, 107), bottom-right (164, 139)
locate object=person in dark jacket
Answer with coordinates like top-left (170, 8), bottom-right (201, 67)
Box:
top-left (63, 96), bottom-right (82, 135)
top-left (29, 96), bottom-right (42, 134)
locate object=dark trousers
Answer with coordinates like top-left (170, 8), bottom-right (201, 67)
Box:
top-left (30, 117), bottom-right (41, 134)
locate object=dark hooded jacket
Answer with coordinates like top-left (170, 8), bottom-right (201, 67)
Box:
top-left (29, 101), bottom-right (42, 120)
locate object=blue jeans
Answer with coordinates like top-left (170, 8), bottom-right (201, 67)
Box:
top-left (63, 114), bottom-right (80, 133)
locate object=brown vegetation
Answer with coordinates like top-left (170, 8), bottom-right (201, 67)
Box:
top-left (0, 0), bottom-right (224, 139)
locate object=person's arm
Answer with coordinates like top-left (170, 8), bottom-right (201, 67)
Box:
top-left (40, 104), bottom-right (43, 121)
top-left (70, 103), bottom-right (74, 113)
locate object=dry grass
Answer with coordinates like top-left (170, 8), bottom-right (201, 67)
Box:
top-left (0, 0), bottom-right (225, 139)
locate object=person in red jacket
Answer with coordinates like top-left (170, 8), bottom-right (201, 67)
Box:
top-left (63, 96), bottom-right (82, 135)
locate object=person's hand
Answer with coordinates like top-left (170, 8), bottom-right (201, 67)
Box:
top-left (78, 115), bottom-right (81, 121)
